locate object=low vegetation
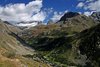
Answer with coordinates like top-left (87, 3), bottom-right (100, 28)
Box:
top-left (2, 51), bottom-right (16, 59)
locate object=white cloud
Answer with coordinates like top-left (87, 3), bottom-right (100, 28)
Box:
top-left (84, 11), bottom-right (92, 16)
top-left (78, 12), bottom-right (82, 14)
top-left (78, 0), bottom-right (94, 2)
top-left (77, 2), bottom-right (84, 8)
top-left (32, 11), bottom-right (47, 21)
top-left (77, 0), bottom-right (100, 12)
top-left (17, 22), bottom-right (38, 27)
top-left (0, 0), bottom-right (47, 23)
top-left (51, 10), bottom-right (68, 22)
top-left (84, 0), bottom-right (100, 11)
top-left (86, 0), bottom-right (94, 3)
top-left (51, 12), bottom-right (63, 22)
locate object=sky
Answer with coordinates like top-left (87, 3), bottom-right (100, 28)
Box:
top-left (0, 0), bottom-right (100, 23)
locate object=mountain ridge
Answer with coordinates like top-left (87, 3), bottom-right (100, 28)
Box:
top-left (0, 19), bottom-right (52, 67)
top-left (17, 12), bottom-right (99, 67)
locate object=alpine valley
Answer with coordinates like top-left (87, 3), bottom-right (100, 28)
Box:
top-left (0, 12), bottom-right (100, 67)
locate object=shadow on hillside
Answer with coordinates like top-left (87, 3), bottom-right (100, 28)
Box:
top-left (30, 36), bottom-right (72, 51)
top-left (8, 32), bottom-right (34, 49)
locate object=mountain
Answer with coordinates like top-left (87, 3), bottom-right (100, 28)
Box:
top-left (19, 12), bottom-right (96, 50)
top-left (0, 11), bottom-right (100, 67)
top-left (18, 12), bottom-right (99, 67)
top-left (91, 12), bottom-right (100, 23)
top-left (21, 12), bottom-right (96, 38)
top-left (0, 19), bottom-right (34, 54)
top-left (59, 12), bottom-right (80, 21)
top-left (0, 20), bottom-right (51, 67)
top-left (78, 24), bottom-right (100, 67)
top-left (57, 12), bottom-right (95, 27)
top-left (0, 19), bottom-right (21, 33)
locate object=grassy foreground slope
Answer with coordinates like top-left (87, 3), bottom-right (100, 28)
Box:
top-left (0, 20), bottom-right (51, 67)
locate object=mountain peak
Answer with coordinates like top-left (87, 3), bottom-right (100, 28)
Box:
top-left (59, 12), bottom-right (80, 21)
top-left (56, 12), bottom-right (95, 28)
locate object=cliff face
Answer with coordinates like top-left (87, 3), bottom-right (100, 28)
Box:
top-left (91, 12), bottom-right (100, 22)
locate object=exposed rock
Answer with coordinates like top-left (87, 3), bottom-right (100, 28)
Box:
top-left (91, 12), bottom-right (100, 23)
top-left (59, 12), bottom-right (80, 21)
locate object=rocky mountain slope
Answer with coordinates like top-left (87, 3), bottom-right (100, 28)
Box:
top-left (78, 24), bottom-right (100, 67)
top-left (20, 12), bottom-right (96, 43)
top-left (0, 19), bottom-right (51, 67)
top-left (17, 12), bottom-right (100, 67)
top-left (57, 12), bottom-right (95, 28)
top-left (0, 19), bottom-right (34, 55)
top-left (91, 12), bottom-right (100, 23)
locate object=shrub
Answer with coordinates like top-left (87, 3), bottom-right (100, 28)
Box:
top-left (2, 51), bottom-right (16, 59)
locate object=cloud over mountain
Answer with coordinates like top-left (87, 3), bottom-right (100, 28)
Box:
top-left (51, 10), bottom-right (68, 22)
top-left (77, 0), bottom-right (100, 11)
top-left (77, 2), bottom-right (84, 8)
top-left (77, 0), bottom-right (100, 16)
top-left (85, 0), bottom-right (100, 11)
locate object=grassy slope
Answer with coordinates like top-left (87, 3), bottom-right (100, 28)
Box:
top-left (0, 21), bottom-right (51, 67)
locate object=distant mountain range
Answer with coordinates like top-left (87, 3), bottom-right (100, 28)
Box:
top-left (17, 12), bottom-right (98, 67)
top-left (4, 12), bottom-right (100, 28)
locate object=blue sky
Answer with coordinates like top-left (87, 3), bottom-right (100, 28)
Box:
top-left (0, 0), bottom-right (83, 12)
top-left (43, 0), bottom-right (78, 11)
top-left (0, 0), bottom-right (99, 23)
